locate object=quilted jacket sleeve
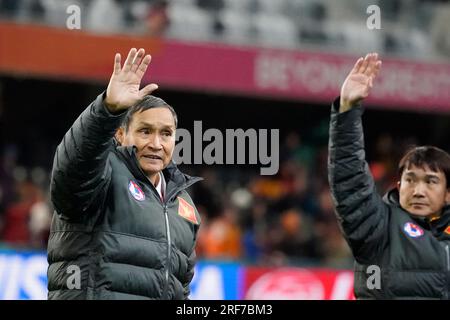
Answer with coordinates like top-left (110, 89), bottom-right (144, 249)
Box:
top-left (50, 92), bottom-right (126, 219)
top-left (328, 97), bottom-right (390, 264)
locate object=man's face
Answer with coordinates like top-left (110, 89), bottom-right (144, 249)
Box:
top-left (398, 164), bottom-right (450, 218)
top-left (116, 107), bottom-right (176, 181)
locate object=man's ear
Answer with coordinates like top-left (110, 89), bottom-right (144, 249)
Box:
top-left (115, 127), bottom-right (125, 146)
top-left (397, 181), bottom-right (401, 189)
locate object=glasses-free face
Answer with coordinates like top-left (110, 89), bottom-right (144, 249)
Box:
top-left (398, 164), bottom-right (450, 219)
top-left (116, 107), bottom-right (176, 185)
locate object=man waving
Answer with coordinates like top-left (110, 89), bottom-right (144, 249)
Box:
top-left (48, 48), bottom-right (202, 300)
top-left (329, 53), bottom-right (450, 299)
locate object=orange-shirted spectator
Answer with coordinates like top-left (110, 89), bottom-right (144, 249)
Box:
top-left (268, 208), bottom-right (317, 263)
top-left (197, 207), bottom-right (242, 260)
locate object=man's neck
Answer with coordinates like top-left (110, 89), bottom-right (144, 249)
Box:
top-left (149, 173), bottom-right (160, 187)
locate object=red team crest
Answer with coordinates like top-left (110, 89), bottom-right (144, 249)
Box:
top-left (177, 197), bottom-right (198, 224)
top-left (445, 226), bottom-right (450, 235)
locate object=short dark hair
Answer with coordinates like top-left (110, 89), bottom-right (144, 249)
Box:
top-left (121, 95), bottom-right (178, 131)
top-left (398, 146), bottom-right (450, 188)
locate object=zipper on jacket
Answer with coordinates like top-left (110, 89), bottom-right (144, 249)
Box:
top-left (446, 244), bottom-right (450, 299)
top-left (446, 245), bottom-right (450, 271)
top-left (163, 204), bottom-right (171, 299)
top-left (119, 147), bottom-right (202, 299)
top-left (162, 178), bottom-right (202, 299)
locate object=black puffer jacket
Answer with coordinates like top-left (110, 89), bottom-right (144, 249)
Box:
top-left (328, 98), bottom-right (450, 299)
top-left (47, 92), bottom-right (202, 300)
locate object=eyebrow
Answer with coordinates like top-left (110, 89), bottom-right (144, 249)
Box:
top-left (136, 122), bottom-right (175, 130)
top-left (404, 172), bottom-right (441, 179)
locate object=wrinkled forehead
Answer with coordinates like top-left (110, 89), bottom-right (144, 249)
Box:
top-left (402, 163), bottom-right (444, 177)
top-left (130, 107), bottom-right (176, 128)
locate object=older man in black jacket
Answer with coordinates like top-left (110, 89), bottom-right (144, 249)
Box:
top-left (329, 53), bottom-right (450, 299)
top-left (48, 48), bottom-right (202, 299)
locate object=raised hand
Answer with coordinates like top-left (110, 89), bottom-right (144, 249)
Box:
top-left (105, 48), bottom-right (159, 113)
top-left (339, 53), bottom-right (382, 113)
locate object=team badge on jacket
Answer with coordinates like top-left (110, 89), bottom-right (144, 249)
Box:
top-left (403, 222), bottom-right (424, 238)
top-left (445, 226), bottom-right (450, 235)
top-left (129, 180), bottom-right (145, 201)
top-left (177, 197), bottom-right (198, 224)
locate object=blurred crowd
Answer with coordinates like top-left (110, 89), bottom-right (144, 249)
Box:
top-left (0, 0), bottom-right (449, 59)
top-left (0, 129), bottom-right (415, 268)
top-left (189, 130), bottom-right (412, 269)
top-left (1, 0), bottom-right (446, 266)
top-left (0, 145), bottom-right (51, 250)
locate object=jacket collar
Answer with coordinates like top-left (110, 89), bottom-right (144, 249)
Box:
top-left (114, 142), bottom-right (202, 193)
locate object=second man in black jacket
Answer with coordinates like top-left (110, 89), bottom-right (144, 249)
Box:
top-left (328, 53), bottom-right (450, 299)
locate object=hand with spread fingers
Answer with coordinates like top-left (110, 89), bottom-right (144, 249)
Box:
top-left (105, 47), bottom-right (159, 113)
top-left (339, 52), bottom-right (382, 113)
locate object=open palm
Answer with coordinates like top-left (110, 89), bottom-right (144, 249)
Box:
top-left (105, 48), bottom-right (158, 112)
top-left (340, 53), bottom-right (382, 112)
